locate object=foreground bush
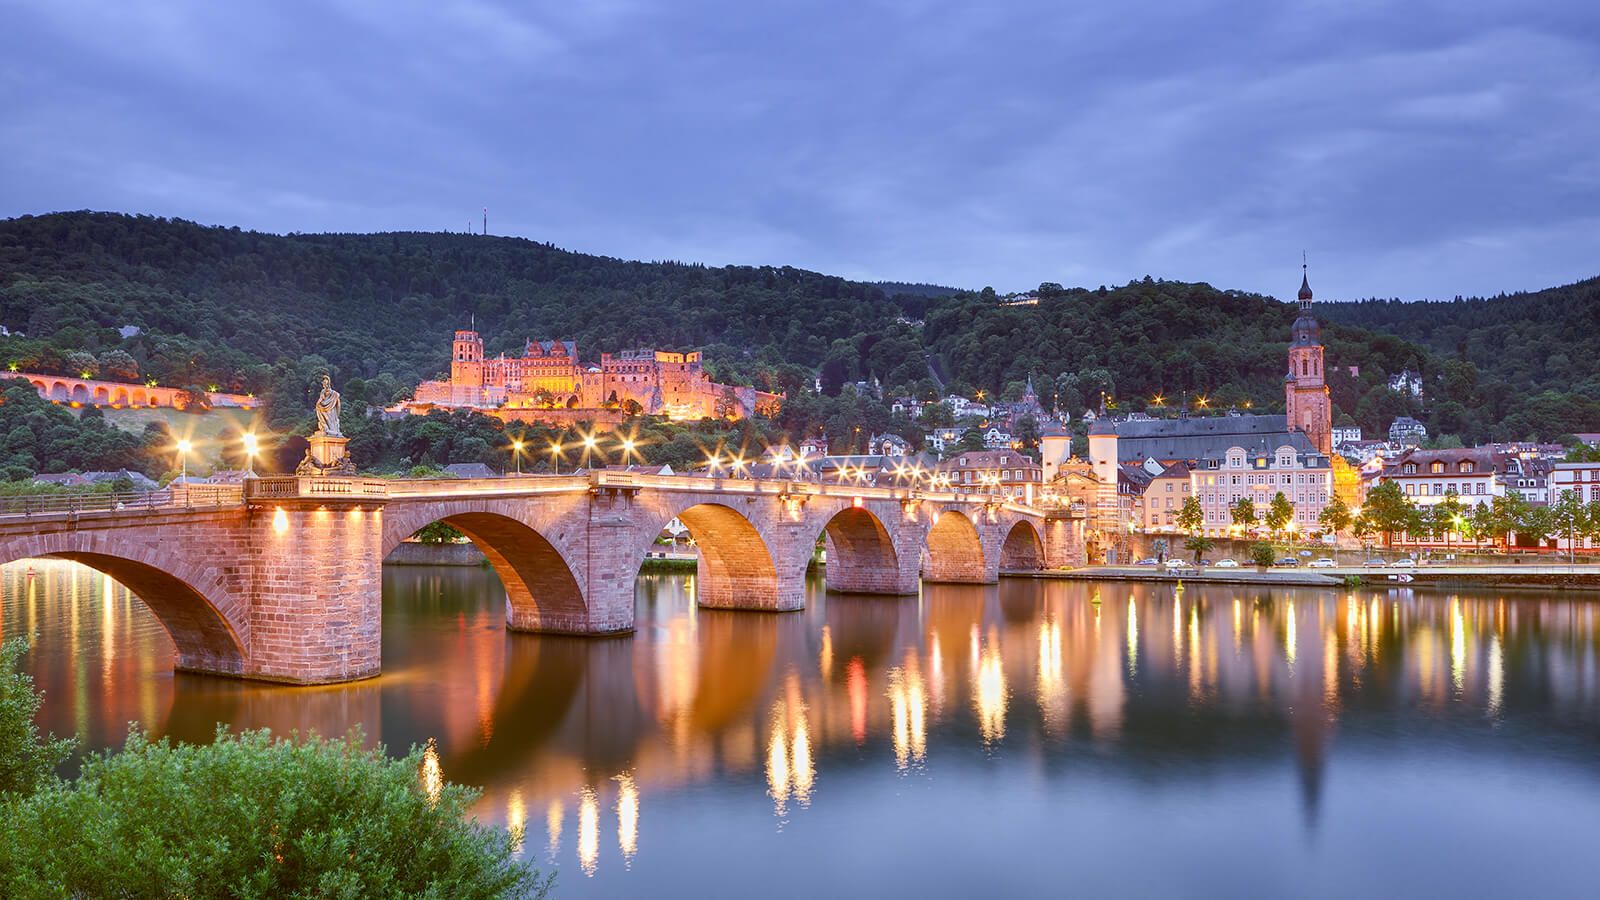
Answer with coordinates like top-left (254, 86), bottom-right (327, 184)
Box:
top-left (0, 725), bottom-right (547, 899)
top-left (0, 638), bottom-right (75, 801)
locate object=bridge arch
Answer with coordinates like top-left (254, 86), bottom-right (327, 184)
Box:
top-left (381, 501), bottom-right (588, 634)
top-left (92, 385), bottom-right (110, 405)
top-left (797, 502), bottom-right (914, 595)
top-left (70, 383), bottom-right (90, 404)
top-left (923, 508), bottom-right (989, 583)
top-left (49, 381), bottom-right (68, 401)
top-left (630, 498), bottom-right (786, 612)
top-left (999, 519), bottom-right (1045, 571)
top-left (0, 532), bottom-right (248, 675)
top-left (111, 387), bottom-right (130, 406)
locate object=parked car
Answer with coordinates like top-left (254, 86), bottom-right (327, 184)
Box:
top-left (1392, 558), bottom-right (1418, 568)
top-left (1362, 558), bottom-right (1387, 567)
top-left (1134, 558), bottom-right (1158, 567)
top-left (1308, 558), bottom-right (1336, 568)
top-left (1164, 558), bottom-right (1188, 569)
top-left (1274, 557), bottom-right (1299, 567)
top-left (1214, 558), bottom-right (1239, 568)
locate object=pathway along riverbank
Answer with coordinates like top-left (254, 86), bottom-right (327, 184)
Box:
top-left (1023, 565), bottom-right (1600, 592)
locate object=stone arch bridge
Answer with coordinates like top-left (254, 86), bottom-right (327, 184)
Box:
top-left (0, 473), bottom-right (1083, 684)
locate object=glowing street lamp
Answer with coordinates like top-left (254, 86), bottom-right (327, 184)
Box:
top-left (175, 439), bottom-right (192, 484)
top-left (582, 433), bottom-right (598, 469)
top-left (511, 438), bottom-right (525, 475)
top-left (619, 437), bottom-right (637, 465)
top-left (241, 433), bottom-right (259, 479)
top-left (547, 440), bottom-right (563, 475)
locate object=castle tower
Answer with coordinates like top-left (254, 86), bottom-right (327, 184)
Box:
top-left (451, 328), bottom-right (485, 406)
top-left (1285, 263), bottom-right (1332, 455)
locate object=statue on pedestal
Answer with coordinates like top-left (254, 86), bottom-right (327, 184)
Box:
top-left (296, 374), bottom-right (357, 476)
top-left (314, 375), bottom-right (342, 437)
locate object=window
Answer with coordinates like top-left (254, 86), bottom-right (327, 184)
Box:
top-left (1404, 463), bottom-right (1418, 474)
top-left (1460, 461), bottom-right (1475, 473)
top-left (1430, 461), bottom-right (1446, 474)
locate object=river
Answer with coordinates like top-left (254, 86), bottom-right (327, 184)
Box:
top-left (5, 559), bottom-right (1600, 898)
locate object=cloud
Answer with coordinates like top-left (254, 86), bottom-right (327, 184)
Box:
top-left (1, 0), bottom-right (1596, 300)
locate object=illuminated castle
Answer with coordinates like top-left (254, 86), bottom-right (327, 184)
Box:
top-left (408, 329), bottom-right (782, 422)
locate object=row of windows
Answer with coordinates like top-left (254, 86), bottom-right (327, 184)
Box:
top-left (1402, 461), bottom-right (1478, 474)
top-left (1404, 482), bottom-right (1488, 496)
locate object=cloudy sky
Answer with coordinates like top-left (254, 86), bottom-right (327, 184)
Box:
top-left (2, 1), bottom-right (1597, 300)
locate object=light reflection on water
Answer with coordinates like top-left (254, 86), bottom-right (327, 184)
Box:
top-left (6, 559), bottom-right (1600, 898)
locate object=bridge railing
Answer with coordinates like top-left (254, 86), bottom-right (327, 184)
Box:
top-left (229, 470), bottom-right (1052, 517)
top-left (0, 484), bottom-right (244, 518)
top-left (245, 476), bottom-right (391, 502)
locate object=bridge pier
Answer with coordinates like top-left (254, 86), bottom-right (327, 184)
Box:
top-left (248, 496), bottom-right (386, 684)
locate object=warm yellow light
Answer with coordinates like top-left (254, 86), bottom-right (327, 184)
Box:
top-left (272, 507), bottom-right (288, 534)
top-left (583, 435), bottom-right (597, 449)
top-left (512, 439), bottom-right (524, 452)
top-left (241, 433), bottom-right (258, 456)
top-left (175, 439), bottom-right (192, 454)
top-left (621, 438), bottom-right (635, 453)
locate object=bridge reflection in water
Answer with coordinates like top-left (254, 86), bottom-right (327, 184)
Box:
top-left (7, 560), bottom-right (1600, 898)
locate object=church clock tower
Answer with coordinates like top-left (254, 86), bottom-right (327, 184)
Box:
top-left (1285, 262), bottom-right (1332, 455)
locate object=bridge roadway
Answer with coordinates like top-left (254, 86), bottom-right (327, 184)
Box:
top-left (0, 472), bottom-right (1083, 684)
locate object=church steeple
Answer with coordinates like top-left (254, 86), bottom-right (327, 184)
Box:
top-left (1286, 256), bottom-right (1330, 455)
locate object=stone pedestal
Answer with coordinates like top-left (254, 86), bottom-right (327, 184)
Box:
top-left (296, 433), bottom-right (355, 476)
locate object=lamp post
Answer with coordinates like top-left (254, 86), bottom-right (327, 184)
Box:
top-left (175, 439), bottom-right (192, 484)
top-left (511, 438), bottom-right (524, 475)
top-left (582, 434), bottom-right (598, 470)
top-left (620, 437), bottom-right (636, 466)
top-left (548, 440), bottom-right (562, 475)
top-left (241, 433), bottom-right (258, 479)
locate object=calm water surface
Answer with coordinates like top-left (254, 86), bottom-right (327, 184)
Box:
top-left (5, 560), bottom-right (1600, 898)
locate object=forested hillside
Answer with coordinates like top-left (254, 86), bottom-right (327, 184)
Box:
top-left (1, 211), bottom-right (1597, 455)
top-left (1320, 278), bottom-right (1600, 394)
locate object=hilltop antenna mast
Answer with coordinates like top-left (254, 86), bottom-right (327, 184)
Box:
top-left (483, 207), bottom-right (487, 236)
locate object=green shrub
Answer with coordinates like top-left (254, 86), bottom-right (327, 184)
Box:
top-left (1249, 542), bottom-right (1277, 568)
top-left (0, 727), bottom-right (548, 899)
top-left (0, 638), bottom-right (75, 802)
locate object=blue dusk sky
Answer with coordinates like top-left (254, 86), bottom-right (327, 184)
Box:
top-left (2, 1), bottom-right (1597, 301)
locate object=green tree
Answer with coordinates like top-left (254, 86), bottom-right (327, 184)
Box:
top-left (1519, 505), bottom-right (1556, 548)
top-left (1230, 497), bottom-right (1257, 530)
top-left (64, 350), bottom-right (99, 379)
top-left (1013, 415), bottom-right (1041, 451)
top-left (1317, 494), bottom-right (1352, 536)
top-left (1550, 490), bottom-right (1587, 562)
top-left (1488, 493), bottom-right (1531, 548)
top-left (1266, 491), bottom-right (1295, 534)
top-left (1249, 541), bottom-right (1277, 568)
top-left (1183, 534), bottom-right (1215, 564)
top-left (1176, 495), bottom-right (1204, 534)
top-left (413, 522), bottom-right (466, 545)
top-left (0, 728), bottom-right (547, 898)
top-left (1429, 490), bottom-right (1466, 547)
top-left (0, 638), bottom-right (75, 802)
top-left (1469, 502), bottom-right (1497, 549)
top-left (1362, 481), bottom-right (1416, 547)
